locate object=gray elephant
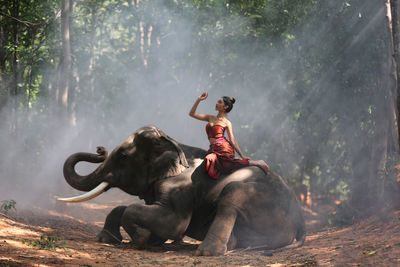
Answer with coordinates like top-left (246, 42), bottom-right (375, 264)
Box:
top-left (58, 126), bottom-right (305, 256)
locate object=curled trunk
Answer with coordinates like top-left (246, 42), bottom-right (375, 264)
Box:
top-left (63, 150), bottom-right (107, 192)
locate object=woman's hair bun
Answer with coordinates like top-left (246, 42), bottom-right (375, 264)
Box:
top-left (222, 96), bottom-right (235, 112)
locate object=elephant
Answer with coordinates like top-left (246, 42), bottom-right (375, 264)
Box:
top-left (58, 126), bottom-right (305, 256)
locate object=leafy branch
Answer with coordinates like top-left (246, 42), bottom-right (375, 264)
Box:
top-left (0, 11), bottom-right (39, 26)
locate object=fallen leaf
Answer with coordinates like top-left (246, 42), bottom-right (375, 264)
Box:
top-left (364, 250), bottom-right (376, 256)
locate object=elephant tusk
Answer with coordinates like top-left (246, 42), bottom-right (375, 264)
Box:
top-left (56, 182), bottom-right (110, 203)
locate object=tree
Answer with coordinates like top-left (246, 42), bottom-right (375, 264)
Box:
top-left (10, 0), bottom-right (20, 136)
top-left (59, 0), bottom-right (74, 125)
top-left (391, 0), bottom-right (400, 146)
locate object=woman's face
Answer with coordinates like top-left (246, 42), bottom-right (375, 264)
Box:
top-left (215, 98), bottom-right (227, 112)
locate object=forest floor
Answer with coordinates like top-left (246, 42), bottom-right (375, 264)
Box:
top-left (0, 195), bottom-right (399, 267)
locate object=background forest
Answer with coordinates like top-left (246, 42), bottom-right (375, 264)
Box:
top-left (1, 0), bottom-right (399, 222)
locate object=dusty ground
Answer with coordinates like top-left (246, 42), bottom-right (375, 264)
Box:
top-left (0, 197), bottom-right (399, 267)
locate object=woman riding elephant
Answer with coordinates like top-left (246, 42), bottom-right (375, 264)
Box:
top-left (189, 92), bottom-right (270, 179)
top-left (59, 124), bottom-right (306, 255)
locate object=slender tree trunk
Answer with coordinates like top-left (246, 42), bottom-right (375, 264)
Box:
top-left (134, 0), bottom-right (152, 68)
top-left (0, 15), bottom-right (5, 83)
top-left (369, 94), bottom-right (389, 208)
top-left (59, 0), bottom-right (72, 123)
top-left (10, 0), bottom-right (20, 136)
top-left (389, 0), bottom-right (400, 206)
top-left (388, 0), bottom-right (400, 153)
top-left (391, 0), bottom-right (400, 149)
top-left (301, 156), bottom-right (311, 207)
top-left (26, 28), bottom-right (37, 110)
top-left (88, 5), bottom-right (99, 96)
top-left (0, 10), bottom-right (7, 111)
top-left (69, 0), bottom-right (77, 126)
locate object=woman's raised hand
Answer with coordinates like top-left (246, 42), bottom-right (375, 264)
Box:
top-left (198, 92), bottom-right (208, 101)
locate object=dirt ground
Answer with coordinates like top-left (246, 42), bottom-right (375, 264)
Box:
top-left (0, 196), bottom-right (399, 267)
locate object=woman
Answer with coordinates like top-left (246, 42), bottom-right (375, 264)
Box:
top-left (189, 92), bottom-right (270, 179)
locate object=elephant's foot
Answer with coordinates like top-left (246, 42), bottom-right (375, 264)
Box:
top-left (134, 233), bottom-right (168, 249)
top-left (195, 242), bottom-right (227, 256)
top-left (194, 235), bottom-right (227, 256)
top-left (97, 229), bottom-right (122, 244)
top-left (134, 232), bottom-right (151, 248)
top-left (98, 205), bottom-right (126, 244)
top-left (195, 231), bottom-right (238, 255)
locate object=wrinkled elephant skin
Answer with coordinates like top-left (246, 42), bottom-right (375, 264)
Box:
top-left (61, 126), bottom-right (305, 256)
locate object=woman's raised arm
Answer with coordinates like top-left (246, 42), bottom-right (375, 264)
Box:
top-left (189, 92), bottom-right (210, 121)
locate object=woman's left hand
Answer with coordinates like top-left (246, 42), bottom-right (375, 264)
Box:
top-left (198, 92), bottom-right (208, 101)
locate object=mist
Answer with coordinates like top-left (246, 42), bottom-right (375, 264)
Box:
top-left (0, 0), bottom-right (393, 217)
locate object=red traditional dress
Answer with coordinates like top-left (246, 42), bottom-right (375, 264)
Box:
top-left (205, 123), bottom-right (249, 179)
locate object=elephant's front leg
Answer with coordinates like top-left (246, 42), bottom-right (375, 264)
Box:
top-left (196, 182), bottom-right (249, 256)
top-left (121, 203), bottom-right (191, 245)
top-left (97, 206), bottom-right (127, 244)
top-left (97, 205), bottom-right (169, 245)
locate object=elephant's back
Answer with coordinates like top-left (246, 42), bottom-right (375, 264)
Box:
top-left (203, 166), bottom-right (270, 201)
top-left (187, 166), bottom-right (303, 244)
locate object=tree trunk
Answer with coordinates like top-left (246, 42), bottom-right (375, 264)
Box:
top-left (366, 1), bottom-right (398, 211)
top-left (389, 0), bottom-right (400, 208)
top-left (134, 0), bottom-right (152, 68)
top-left (369, 94), bottom-right (389, 209)
top-left (0, 14), bottom-right (5, 83)
top-left (391, 0), bottom-right (400, 149)
top-left (349, 2), bottom-right (398, 214)
top-left (69, 0), bottom-right (77, 126)
top-left (88, 5), bottom-right (100, 96)
top-left (389, 0), bottom-right (400, 153)
top-left (59, 0), bottom-right (73, 124)
top-left (0, 9), bottom-right (7, 111)
top-left (300, 156), bottom-right (311, 207)
top-left (10, 0), bottom-right (20, 136)
top-left (26, 28), bottom-right (37, 110)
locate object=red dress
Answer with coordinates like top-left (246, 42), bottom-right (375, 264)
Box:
top-left (205, 123), bottom-right (249, 179)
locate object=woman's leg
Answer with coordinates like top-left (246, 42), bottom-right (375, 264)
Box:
top-left (249, 160), bottom-right (270, 175)
top-left (205, 153), bottom-right (221, 179)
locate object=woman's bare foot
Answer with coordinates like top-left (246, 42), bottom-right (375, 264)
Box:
top-left (249, 160), bottom-right (270, 175)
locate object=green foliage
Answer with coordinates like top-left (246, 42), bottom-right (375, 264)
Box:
top-left (22, 235), bottom-right (66, 251)
top-left (0, 200), bottom-right (17, 215)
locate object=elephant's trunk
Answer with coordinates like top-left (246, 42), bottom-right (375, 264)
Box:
top-left (63, 148), bottom-right (108, 192)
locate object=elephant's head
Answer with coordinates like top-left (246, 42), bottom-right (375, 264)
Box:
top-left (58, 126), bottom-right (189, 202)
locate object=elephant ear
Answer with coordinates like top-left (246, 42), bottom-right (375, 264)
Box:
top-left (149, 130), bottom-right (189, 183)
